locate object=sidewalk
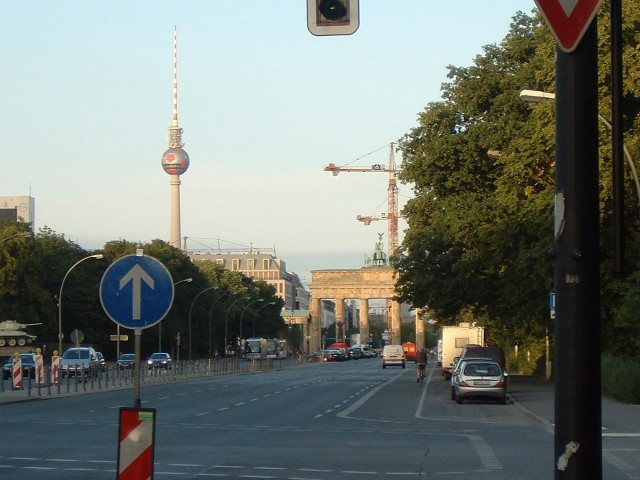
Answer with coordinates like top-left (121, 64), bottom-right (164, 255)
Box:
top-left (0, 378), bottom-right (131, 405)
top-left (508, 375), bottom-right (640, 437)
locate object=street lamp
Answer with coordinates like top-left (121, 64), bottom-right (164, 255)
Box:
top-left (253, 301), bottom-right (276, 337)
top-left (188, 285), bottom-right (217, 360)
top-left (58, 254), bottom-right (103, 355)
top-left (239, 299), bottom-right (264, 340)
top-left (208, 291), bottom-right (228, 356)
top-left (0, 231), bottom-right (30, 245)
top-left (224, 295), bottom-right (249, 357)
top-left (519, 89), bottom-right (640, 204)
top-left (158, 277), bottom-right (193, 351)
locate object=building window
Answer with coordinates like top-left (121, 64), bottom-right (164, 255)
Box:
top-left (216, 259), bottom-right (225, 266)
top-left (263, 258), bottom-right (270, 270)
top-left (247, 259), bottom-right (255, 270)
top-left (232, 259), bottom-right (240, 271)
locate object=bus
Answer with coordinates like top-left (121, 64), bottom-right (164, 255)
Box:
top-left (266, 338), bottom-right (279, 359)
top-left (244, 337), bottom-right (267, 360)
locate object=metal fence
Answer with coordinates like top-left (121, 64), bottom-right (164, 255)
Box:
top-left (0, 356), bottom-right (311, 400)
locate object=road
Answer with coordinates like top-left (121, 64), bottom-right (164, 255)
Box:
top-left (0, 359), bottom-right (639, 479)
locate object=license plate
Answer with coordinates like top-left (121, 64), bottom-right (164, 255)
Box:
top-left (474, 380), bottom-right (491, 386)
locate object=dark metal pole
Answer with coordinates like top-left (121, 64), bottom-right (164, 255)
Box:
top-left (611, 0), bottom-right (624, 274)
top-left (554, 21), bottom-right (602, 480)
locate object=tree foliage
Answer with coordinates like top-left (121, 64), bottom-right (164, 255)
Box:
top-left (392, 8), bottom-right (640, 367)
top-left (0, 225), bottom-right (284, 360)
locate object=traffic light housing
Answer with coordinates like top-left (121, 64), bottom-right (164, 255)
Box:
top-left (307, 0), bottom-right (359, 36)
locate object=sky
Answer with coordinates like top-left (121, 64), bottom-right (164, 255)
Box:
top-left (2, 1), bottom-right (537, 282)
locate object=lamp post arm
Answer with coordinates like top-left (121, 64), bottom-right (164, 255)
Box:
top-left (188, 286), bottom-right (217, 360)
top-left (239, 299), bottom-right (264, 339)
top-left (224, 295), bottom-right (249, 356)
top-left (58, 254), bottom-right (103, 355)
top-left (0, 231), bottom-right (30, 245)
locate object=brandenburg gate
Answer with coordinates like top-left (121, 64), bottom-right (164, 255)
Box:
top-left (308, 267), bottom-right (402, 352)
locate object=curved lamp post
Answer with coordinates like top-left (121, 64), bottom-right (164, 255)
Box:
top-left (252, 301), bottom-right (276, 337)
top-left (208, 291), bottom-right (228, 356)
top-left (188, 286), bottom-right (217, 360)
top-left (158, 277), bottom-right (192, 351)
top-left (58, 254), bottom-right (103, 355)
top-left (224, 295), bottom-right (249, 356)
top-left (519, 89), bottom-right (640, 204)
top-left (0, 231), bottom-right (30, 245)
top-left (238, 299), bottom-right (264, 340)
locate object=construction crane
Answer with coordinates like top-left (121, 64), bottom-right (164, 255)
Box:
top-left (324, 142), bottom-right (399, 255)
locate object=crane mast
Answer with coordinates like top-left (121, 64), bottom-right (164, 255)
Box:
top-left (324, 142), bottom-right (399, 256)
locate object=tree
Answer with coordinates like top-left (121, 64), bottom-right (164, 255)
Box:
top-left (393, 7), bottom-right (640, 366)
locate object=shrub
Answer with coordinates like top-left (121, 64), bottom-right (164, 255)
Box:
top-left (601, 355), bottom-right (640, 404)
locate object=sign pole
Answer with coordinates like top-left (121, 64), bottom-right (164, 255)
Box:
top-left (553, 20), bottom-right (602, 480)
top-left (134, 327), bottom-right (142, 408)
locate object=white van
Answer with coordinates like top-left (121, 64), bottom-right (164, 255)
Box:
top-left (381, 344), bottom-right (406, 369)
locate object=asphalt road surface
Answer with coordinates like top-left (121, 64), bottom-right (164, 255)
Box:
top-left (0, 359), bottom-right (638, 479)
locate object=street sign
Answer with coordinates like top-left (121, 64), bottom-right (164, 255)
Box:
top-left (534, 0), bottom-right (604, 52)
top-left (70, 329), bottom-right (84, 345)
top-left (100, 254), bottom-right (174, 330)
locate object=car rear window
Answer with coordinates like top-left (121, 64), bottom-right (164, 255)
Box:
top-left (464, 363), bottom-right (501, 376)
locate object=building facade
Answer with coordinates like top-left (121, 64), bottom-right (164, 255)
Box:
top-left (188, 249), bottom-right (309, 310)
top-left (0, 196), bottom-right (35, 227)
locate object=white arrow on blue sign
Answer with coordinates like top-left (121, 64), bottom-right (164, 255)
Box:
top-left (100, 254), bottom-right (175, 329)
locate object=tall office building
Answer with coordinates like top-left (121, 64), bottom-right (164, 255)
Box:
top-left (0, 196), bottom-right (35, 227)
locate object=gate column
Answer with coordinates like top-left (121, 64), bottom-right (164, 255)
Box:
top-left (335, 298), bottom-right (346, 341)
top-left (309, 297), bottom-right (322, 353)
top-left (415, 308), bottom-right (425, 349)
top-left (359, 298), bottom-right (369, 346)
top-left (391, 300), bottom-right (401, 345)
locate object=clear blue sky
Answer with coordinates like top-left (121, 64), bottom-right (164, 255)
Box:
top-left (2, 1), bottom-right (537, 281)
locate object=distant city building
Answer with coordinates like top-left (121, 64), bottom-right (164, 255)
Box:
top-left (0, 196), bottom-right (35, 227)
top-left (187, 247), bottom-right (309, 310)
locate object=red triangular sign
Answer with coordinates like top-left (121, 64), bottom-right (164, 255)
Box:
top-left (535, 0), bottom-right (604, 52)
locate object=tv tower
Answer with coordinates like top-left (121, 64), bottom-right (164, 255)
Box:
top-left (161, 25), bottom-right (190, 249)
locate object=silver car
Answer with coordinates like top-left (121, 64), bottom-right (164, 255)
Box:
top-left (60, 347), bottom-right (99, 378)
top-left (450, 357), bottom-right (495, 400)
top-left (453, 360), bottom-right (507, 404)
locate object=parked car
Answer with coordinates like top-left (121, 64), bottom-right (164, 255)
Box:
top-left (459, 345), bottom-right (506, 370)
top-left (60, 347), bottom-right (99, 378)
top-left (349, 347), bottom-right (364, 359)
top-left (147, 352), bottom-right (173, 369)
top-left (315, 349), bottom-right (341, 362)
top-left (453, 360), bottom-right (507, 404)
top-left (2, 353), bottom-right (37, 380)
top-left (116, 353), bottom-right (135, 370)
top-left (96, 352), bottom-right (106, 372)
top-left (450, 357), bottom-right (496, 400)
top-left (381, 344), bottom-right (406, 369)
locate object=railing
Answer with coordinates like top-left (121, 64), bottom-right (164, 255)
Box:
top-left (0, 356), bottom-right (310, 400)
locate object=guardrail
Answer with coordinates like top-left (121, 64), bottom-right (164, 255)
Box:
top-left (0, 356), bottom-right (310, 400)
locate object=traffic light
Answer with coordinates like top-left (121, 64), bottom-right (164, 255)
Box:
top-left (307, 0), bottom-right (359, 36)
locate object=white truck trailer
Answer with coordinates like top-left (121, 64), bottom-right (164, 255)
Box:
top-left (440, 323), bottom-right (485, 380)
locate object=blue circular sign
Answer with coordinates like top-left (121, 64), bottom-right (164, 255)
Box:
top-left (100, 254), bottom-right (175, 329)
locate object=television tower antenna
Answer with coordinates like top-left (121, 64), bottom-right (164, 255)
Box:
top-left (161, 25), bottom-right (190, 249)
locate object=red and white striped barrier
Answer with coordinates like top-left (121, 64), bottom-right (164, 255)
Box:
top-left (51, 355), bottom-right (60, 385)
top-left (35, 354), bottom-right (45, 384)
top-left (12, 356), bottom-right (22, 390)
top-left (118, 408), bottom-right (156, 480)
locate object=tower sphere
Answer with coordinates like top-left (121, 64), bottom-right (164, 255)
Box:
top-left (161, 147), bottom-right (190, 176)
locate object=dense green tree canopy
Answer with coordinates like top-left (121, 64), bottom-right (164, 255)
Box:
top-left (393, 8), bottom-right (640, 368)
top-left (0, 225), bottom-right (284, 360)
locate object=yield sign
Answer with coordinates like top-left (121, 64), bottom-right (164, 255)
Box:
top-left (535, 0), bottom-right (604, 53)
